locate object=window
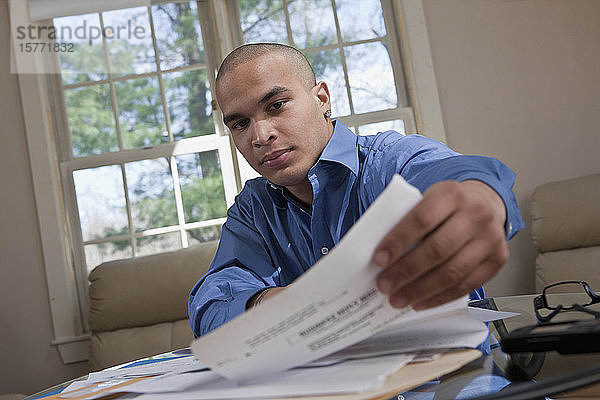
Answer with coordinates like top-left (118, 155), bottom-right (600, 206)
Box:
top-left (55, 0), bottom-right (418, 291)
top-left (11, 0), bottom-right (443, 363)
top-left (237, 0), bottom-right (415, 134)
top-left (53, 3), bottom-right (236, 279)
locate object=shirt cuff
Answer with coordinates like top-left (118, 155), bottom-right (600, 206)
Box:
top-left (192, 287), bottom-right (268, 337)
top-left (457, 173), bottom-right (525, 240)
top-left (229, 288), bottom-right (266, 319)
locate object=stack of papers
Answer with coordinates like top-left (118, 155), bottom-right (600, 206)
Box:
top-left (55, 176), bottom-right (516, 400)
top-left (191, 175), bottom-right (486, 382)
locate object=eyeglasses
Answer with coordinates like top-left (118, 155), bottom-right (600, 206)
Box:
top-left (533, 280), bottom-right (600, 323)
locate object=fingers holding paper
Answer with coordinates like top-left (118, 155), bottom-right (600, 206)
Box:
top-left (374, 180), bottom-right (508, 310)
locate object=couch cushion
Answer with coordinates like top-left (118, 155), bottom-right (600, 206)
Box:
top-left (535, 246), bottom-right (600, 292)
top-left (89, 240), bottom-right (218, 331)
top-left (531, 173), bottom-right (600, 252)
top-left (89, 319), bottom-right (194, 371)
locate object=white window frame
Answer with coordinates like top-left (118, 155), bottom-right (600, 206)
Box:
top-left (10, 0), bottom-right (444, 363)
top-left (394, 0), bottom-right (446, 143)
top-left (49, 0), bottom-right (239, 324)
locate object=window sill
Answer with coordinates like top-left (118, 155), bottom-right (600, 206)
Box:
top-left (52, 334), bottom-right (91, 364)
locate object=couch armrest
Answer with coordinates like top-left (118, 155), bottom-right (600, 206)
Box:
top-left (531, 173), bottom-right (600, 252)
top-left (89, 319), bottom-right (194, 371)
top-left (89, 240), bottom-right (218, 332)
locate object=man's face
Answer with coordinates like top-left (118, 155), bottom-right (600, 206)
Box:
top-left (216, 54), bottom-right (333, 197)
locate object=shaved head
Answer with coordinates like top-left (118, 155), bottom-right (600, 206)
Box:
top-left (216, 43), bottom-right (316, 89)
top-left (214, 42), bottom-right (333, 205)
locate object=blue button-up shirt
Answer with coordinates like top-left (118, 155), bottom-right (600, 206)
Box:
top-left (189, 122), bottom-right (524, 337)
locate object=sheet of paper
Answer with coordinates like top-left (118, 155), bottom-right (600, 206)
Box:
top-left (55, 376), bottom-right (152, 399)
top-left (87, 355), bottom-right (207, 382)
top-left (57, 353), bottom-right (414, 400)
top-left (467, 306), bottom-right (520, 322)
top-left (126, 353), bottom-right (416, 400)
top-left (83, 350), bottom-right (481, 400)
top-left (192, 175), bottom-right (423, 382)
top-left (313, 297), bottom-right (488, 365)
top-left (63, 302), bottom-right (488, 398)
top-left (62, 355), bottom-right (208, 395)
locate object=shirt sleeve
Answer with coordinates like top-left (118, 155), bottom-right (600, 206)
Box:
top-left (188, 189), bottom-right (279, 337)
top-left (388, 134), bottom-right (525, 240)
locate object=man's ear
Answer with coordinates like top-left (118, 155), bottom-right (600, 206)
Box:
top-left (313, 81), bottom-right (331, 113)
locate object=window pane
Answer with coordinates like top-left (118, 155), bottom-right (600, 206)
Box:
top-left (289, 0), bottom-right (337, 48)
top-left (187, 225), bottom-right (222, 245)
top-left (357, 119), bottom-right (405, 135)
top-left (115, 76), bottom-right (167, 149)
top-left (239, 0), bottom-right (288, 44)
top-left (54, 13), bottom-right (107, 85)
top-left (335, 0), bottom-right (386, 42)
top-left (151, 1), bottom-right (206, 71)
top-left (305, 49), bottom-right (350, 117)
top-left (164, 69), bottom-right (214, 140)
top-left (176, 151), bottom-right (227, 224)
top-left (102, 7), bottom-right (155, 76)
top-left (344, 42), bottom-right (397, 114)
top-left (124, 158), bottom-right (177, 231)
top-left (85, 241), bottom-right (132, 273)
top-left (73, 165), bottom-right (128, 241)
top-left (136, 232), bottom-right (181, 256)
top-left (65, 84), bottom-right (118, 157)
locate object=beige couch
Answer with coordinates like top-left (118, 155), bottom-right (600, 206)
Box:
top-left (531, 173), bottom-right (600, 291)
top-left (88, 240), bottom-right (218, 371)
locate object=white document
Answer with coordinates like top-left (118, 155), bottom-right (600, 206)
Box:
top-left (316, 297), bottom-right (489, 365)
top-left (192, 175), bottom-right (423, 382)
top-left (61, 356), bottom-right (211, 395)
top-left (467, 306), bottom-right (519, 322)
top-left (86, 356), bottom-right (207, 383)
top-left (62, 301), bottom-right (490, 399)
top-left (128, 353), bottom-right (416, 400)
top-left (59, 353), bottom-right (415, 400)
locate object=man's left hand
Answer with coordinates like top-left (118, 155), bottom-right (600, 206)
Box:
top-left (373, 180), bottom-right (508, 310)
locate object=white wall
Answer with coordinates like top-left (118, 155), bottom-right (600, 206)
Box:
top-left (423, 0), bottom-right (600, 296)
top-left (0, 0), bottom-right (88, 395)
top-left (1, 0), bottom-right (599, 395)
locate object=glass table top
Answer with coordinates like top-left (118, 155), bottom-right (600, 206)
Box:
top-left (24, 294), bottom-right (600, 400)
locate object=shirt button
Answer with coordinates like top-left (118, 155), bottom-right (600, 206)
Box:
top-left (321, 247), bottom-right (329, 255)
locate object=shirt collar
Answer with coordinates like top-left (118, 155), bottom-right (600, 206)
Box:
top-left (317, 120), bottom-right (359, 176)
top-left (266, 120), bottom-right (359, 199)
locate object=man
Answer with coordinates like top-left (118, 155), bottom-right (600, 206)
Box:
top-left (188, 43), bottom-right (524, 338)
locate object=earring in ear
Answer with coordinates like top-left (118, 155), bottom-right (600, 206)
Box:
top-left (324, 110), bottom-right (332, 119)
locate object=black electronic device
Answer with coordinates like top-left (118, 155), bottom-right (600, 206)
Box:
top-left (500, 319), bottom-right (600, 354)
